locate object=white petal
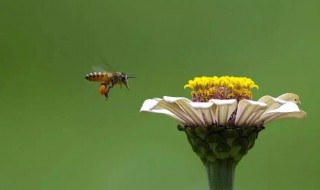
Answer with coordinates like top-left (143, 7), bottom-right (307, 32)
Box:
top-left (209, 99), bottom-right (238, 125)
top-left (258, 95), bottom-right (286, 105)
top-left (235, 100), bottom-right (267, 127)
top-left (256, 95), bottom-right (290, 122)
top-left (209, 99), bottom-right (237, 106)
top-left (157, 100), bottom-right (196, 126)
top-left (144, 109), bottom-right (186, 123)
top-left (258, 93), bottom-right (300, 114)
top-left (258, 102), bottom-right (306, 124)
top-left (190, 102), bottom-right (215, 125)
top-left (245, 109), bottom-right (266, 126)
top-left (140, 99), bottom-right (161, 112)
top-left (190, 102), bottom-right (214, 109)
top-left (163, 96), bottom-right (191, 103)
top-left (174, 99), bottom-right (205, 126)
top-left (161, 96), bottom-right (207, 126)
top-left (277, 93), bottom-right (300, 104)
top-left (140, 98), bottom-right (195, 125)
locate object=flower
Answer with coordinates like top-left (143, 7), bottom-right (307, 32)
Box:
top-left (140, 76), bottom-right (306, 127)
top-left (140, 76), bottom-right (307, 190)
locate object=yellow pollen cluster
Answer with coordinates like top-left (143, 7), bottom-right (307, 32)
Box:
top-left (184, 76), bottom-right (259, 102)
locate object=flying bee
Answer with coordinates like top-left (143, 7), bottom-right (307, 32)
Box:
top-left (85, 71), bottom-right (135, 100)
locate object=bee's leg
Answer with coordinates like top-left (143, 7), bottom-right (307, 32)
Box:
top-left (104, 86), bottom-right (112, 101)
top-left (111, 78), bottom-right (115, 87)
top-left (104, 89), bottom-right (109, 101)
top-left (104, 93), bottom-right (108, 101)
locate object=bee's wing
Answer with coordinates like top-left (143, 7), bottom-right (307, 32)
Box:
top-left (94, 57), bottom-right (116, 72)
top-left (91, 65), bottom-right (108, 72)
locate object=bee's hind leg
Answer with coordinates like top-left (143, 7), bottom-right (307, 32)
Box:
top-left (104, 86), bottom-right (112, 101)
top-left (104, 92), bottom-right (108, 101)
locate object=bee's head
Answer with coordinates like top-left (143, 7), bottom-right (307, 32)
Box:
top-left (120, 72), bottom-right (135, 89)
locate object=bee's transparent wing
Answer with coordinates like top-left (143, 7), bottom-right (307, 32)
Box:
top-left (91, 65), bottom-right (107, 72)
top-left (92, 57), bottom-right (116, 72)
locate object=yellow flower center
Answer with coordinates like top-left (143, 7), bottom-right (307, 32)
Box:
top-left (184, 76), bottom-right (259, 102)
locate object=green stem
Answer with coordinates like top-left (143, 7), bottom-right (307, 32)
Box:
top-left (205, 159), bottom-right (237, 190)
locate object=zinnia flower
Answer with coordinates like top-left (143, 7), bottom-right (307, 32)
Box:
top-left (140, 76), bottom-right (306, 190)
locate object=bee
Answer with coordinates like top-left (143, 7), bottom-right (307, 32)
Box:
top-left (85, 71), bottom-right (134, 100)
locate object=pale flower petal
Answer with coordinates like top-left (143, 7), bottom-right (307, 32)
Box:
top-left (258, 95), bottom-right (286, 105)
top-left (145, 109), bottom-right (186, 123)
top-left (247, 95), bottom-right (283, 126)
top-left (173, 99), bottom-right (205, 126)
top-left (277, 93), bottom-right (300, 104)
top-left (209, 99), bottom-right (238, 125)
top-left (140, 99), bottom-right (186, 123)
top-left (157, 100), bottom-right (196, 126)
top-left (254, 94), bottom-right (295, 125)
top-left (235, 100), bottom-right (267, 127)
top-left (140, 98), bottom-right (195, 125)
top-left (189, 100), bottom-right (237, 125)
top-left (258, 102), bottom-right (306, 124)
top-left (140, 93), bottom-right (305, 127)
top-left (162, 96), bottom-right (204, 125)
top-left (140, 99), bottom-right (161, 112)
top-left (190, 102), bottom-right (214, 109)
top-left (163, 96), bottom-right (191, 103)
top-left (190, 102), bottom-right (215, 125)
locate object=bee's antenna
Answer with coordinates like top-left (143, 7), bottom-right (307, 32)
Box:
top-left (127, 74), bottom-right (136, 79)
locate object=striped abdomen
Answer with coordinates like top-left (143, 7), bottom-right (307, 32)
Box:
top-left (84, 72), bottom-right (109, 82)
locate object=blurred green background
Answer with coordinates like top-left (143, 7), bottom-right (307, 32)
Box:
top-left (0, 0), bottom-right (319, 189)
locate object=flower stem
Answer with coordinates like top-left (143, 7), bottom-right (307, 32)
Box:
top-left (204, 159), bottom-right (237, 190)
